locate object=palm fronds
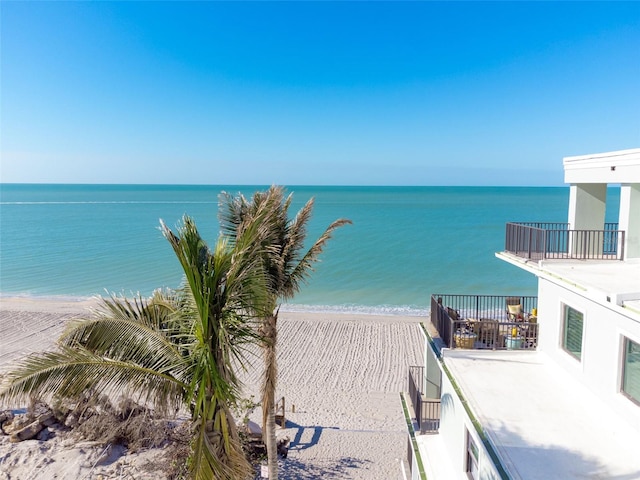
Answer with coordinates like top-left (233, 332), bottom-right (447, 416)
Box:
top-left (0, 345), bottom-right (188, 411)
top-left (161, 214), bottom-right (269, 478)
top-left (219, 185), bottom-right (351, 480)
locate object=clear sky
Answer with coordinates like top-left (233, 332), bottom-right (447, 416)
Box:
top-left (1, 1), bottom-right (639, 186)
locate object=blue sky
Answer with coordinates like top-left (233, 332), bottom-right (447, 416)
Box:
top-left (1, 2), bottom-right (639, 186)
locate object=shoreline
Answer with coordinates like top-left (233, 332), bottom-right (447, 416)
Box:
top-left (0, 294), bottom-right (429, 318)
top-left (0, 296), bottom-right (102, 314)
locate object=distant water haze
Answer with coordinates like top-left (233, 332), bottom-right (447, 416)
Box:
top-left (0, 184), bottom-right (621, 315)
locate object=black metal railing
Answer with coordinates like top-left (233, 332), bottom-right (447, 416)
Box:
top-left (505, 222), bottom-right (624, 260)
top-left (431, 294), bottom-right (539, 350)
top-left (408, 366), bottom-right (440, 434)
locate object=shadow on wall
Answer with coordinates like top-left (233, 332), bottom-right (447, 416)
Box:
top-left (496, 425), bottom-right (640, 480)
top-left (489, 421), bottom-right (639, 480)
top-left (439, 393), bottom-right (639, 479)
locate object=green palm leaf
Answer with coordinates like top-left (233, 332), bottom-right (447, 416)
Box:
top-left (1, 196), bottom-right (291, 480)
top-left (161, 214), bottom-right (269, 478)
top-left (219, 185), bottom-right (351, 479)
top-left (0, 346), bottom-right (188, 411)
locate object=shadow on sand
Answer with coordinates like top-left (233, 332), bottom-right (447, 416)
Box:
top-left (277, 456), bottom-right (371, 480)
top-left (260, 419), bottom-right (372, 479)
top-left (285, 419), bottom-right (338, 451)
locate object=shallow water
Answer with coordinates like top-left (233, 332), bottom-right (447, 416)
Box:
top-left (0, 184), bottom-right (620, 314)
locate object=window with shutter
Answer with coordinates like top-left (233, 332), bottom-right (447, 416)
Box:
top-left (622, 337), bottom-right (640, 406)
top-left (466, 430), bottom-right (479, 479)
top-left (562, 305), bottom-right (584, 360)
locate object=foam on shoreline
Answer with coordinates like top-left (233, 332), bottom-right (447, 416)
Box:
top-left (1, 295), bottom-right (429, 318)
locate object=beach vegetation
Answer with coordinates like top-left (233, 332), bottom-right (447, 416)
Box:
top-left (0, 214), bottom-right (272, 479)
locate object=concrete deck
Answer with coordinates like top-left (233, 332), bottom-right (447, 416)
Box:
top-left (441, 349), bottom-right (640, 480)
top-left (540, 259), bottom-right (640, 305)
top-left (498, 253), bottom-right (640, 310)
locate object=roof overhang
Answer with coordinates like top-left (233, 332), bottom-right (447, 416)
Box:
top-left (563, 148), bottom-right (640, 184)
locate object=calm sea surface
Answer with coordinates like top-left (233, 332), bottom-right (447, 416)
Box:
top-left (0, 184), bottom-right (620, 315)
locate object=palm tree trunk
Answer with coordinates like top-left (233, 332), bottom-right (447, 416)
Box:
top-left (262, 314), bottom-right (278, 479)
top-left (193, 397), bottom-right (253, 479)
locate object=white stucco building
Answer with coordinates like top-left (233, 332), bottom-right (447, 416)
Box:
top-left (404, 148), bottom-right (640, 480)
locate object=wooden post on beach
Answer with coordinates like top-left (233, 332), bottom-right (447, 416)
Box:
top-left (275, 397), bottom-right (286, 427)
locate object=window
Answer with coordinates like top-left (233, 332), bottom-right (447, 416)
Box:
top-left (466, 430), bottom-right (479, 479)
top-left (622, 337), bottom-right (640, 405)
top-left (562, 305), bottom-right (584, 360)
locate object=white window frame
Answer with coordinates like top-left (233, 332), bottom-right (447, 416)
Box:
top-left (620, 335), bottom-right (640, 406)
top-left (466, 429), bottom-right (479, 479)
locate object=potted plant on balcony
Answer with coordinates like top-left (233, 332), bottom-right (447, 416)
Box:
top-left (505, 326), bottom-right (523, 349)
top-left (454, 324), bottom-right (477, 349)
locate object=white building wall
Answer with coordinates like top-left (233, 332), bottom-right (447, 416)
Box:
top-left (619, 183), bottom-right (640, 258)
top-left (433, 352), bottom-right (502, 480)
top-left (536, 277), bottom-right (640, 434)
top-left (563, 148), bottom-right (640, 259)
top-left (409, 444), bottom-right (421, 480)
top-left (438, 372), bottom-right (466, 478)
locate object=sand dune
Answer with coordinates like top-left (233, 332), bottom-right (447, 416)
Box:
top-left (0, 298), bottom-right (424, 479)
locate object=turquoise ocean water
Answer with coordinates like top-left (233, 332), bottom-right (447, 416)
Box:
top-left (0, 184), bottom-right (620, 315)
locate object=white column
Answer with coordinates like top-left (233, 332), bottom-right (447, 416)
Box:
top-left (568, 183), bottom-right (607, 229)
top-left (568, 184), bottom-right (607, 257)
top-left (619, 183), bottom-right (640, 259)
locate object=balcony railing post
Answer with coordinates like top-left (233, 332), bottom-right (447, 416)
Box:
top-left (492, 324), bottom-right (497, 350)
top-left (415, 388), bottom-right (422, 432)
top-left (505, 223), bottom-right (509, 253)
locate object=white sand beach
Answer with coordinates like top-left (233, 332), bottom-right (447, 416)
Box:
top-left (0, 297), bottom-right (424, 479)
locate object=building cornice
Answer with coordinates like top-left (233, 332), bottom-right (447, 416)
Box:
top-left (563, 148), bottom-right (640, 184)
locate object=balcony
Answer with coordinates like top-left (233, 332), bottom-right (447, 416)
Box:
top-left (408, 365), bottom-right (440, 434)
top-left (505, 222), bottom-right (624, 261)
top-left (430, 294), bottom-right (539, 350)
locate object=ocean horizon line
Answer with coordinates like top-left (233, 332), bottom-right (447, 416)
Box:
top-left (0, 182), bottom-right (566, 189)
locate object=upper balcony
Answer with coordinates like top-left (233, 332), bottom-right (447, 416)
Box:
top-left (504, 222), bottom-right (625, 261)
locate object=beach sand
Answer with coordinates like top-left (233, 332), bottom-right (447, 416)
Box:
top-left (0, 297), bottom-right (424, 479)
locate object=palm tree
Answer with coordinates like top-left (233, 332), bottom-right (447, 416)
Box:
top-left (0, 215), bottom-right (271, 479)
top-left (219, 186), bottom-right (351, 479)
